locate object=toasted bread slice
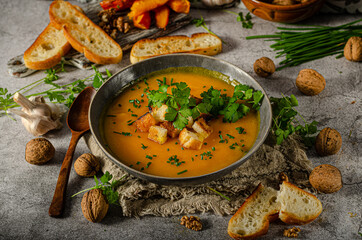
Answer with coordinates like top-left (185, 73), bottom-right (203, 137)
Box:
top-left (228, 184), bottom-right (280, 240)
top-left (160, 121), bottom-right (181, 138)
top-left (278, 181), bottom-right (323, 225)
top-left (49, 0), bottom-right (122, 65)
top-left (23, 23), bottom-right (71, 70)
top-left (130, 33), bottom-right (222, 63)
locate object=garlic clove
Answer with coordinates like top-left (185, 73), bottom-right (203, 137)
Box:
top-left (11, 92), bottom-right (64, 136)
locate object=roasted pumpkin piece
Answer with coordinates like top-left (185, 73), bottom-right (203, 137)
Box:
top-left (133, 11), bottom-right (151, 29)
top-left (154, 5), bottom-right (170, 29)
top-left (99, 0), bottom-right (135, 11)
top-left (167, 0), bottom-right (190, 14)
top-left (128, 0), bottom-right (169, 19)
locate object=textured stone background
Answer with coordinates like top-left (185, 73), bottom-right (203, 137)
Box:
top-left (0, 0), bottom-right (361, 239)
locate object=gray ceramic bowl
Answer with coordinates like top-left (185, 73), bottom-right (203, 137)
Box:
top-left (89, 54), bottom-right (272, 186)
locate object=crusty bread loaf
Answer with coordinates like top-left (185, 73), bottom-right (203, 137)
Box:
top-left (278, 181), bottom-right (323, 225)
top-left (228, 184), bottom-right (280, 240)
top-left (130, 33), bottom-right (222, 63)
top-left (24, 23), bottom-right (71, 70)
top-left (228, 182), bottom-right (323, 239)
top-left (49, 0), bottom-right (122, 65)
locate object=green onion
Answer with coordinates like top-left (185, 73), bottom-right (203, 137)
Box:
top-left (246, 19), bottom-right (362, 70)
top-left (177, 170), bottom-right (188, 175)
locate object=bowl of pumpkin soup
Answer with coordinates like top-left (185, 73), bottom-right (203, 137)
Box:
top-left (89, 54), bottom-right (272, 185)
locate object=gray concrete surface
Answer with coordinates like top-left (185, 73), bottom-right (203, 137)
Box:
top-left (0, 0), bottom-right (361, 239)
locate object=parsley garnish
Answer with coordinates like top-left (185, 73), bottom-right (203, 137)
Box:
top-left (223, 10), bottom-right (253, 29)
top-left (146, 78), bottom-right (264, 130)
top-left (271, 94), bottom-right (318, 146)
top-left (71, 171), bottom-right (126, 205)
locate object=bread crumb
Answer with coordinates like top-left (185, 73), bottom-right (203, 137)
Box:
top-left (348, 212), bottom-right (357, 218)
top-left (180, 216), bottom-right (202, 231)
top-left (283, 227), bottom-right (301, 238)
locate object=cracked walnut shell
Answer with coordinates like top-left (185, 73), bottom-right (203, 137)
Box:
top-left (253, 57), bottom-right (275, 77)
top-left (74, 153), bottom-right (100, 177)
top-left (296, 69), bottom-right (325, 96)
top-left (309, 164), bottom-right (342, 193)
top-left (315, 127), bottom-right (342, 156)
top-left (81, 188), bottom-right (109, 223)
top-left (25, 138), bottom-right (55, 165)
top-left (344, 36), bottom-right (362, 62)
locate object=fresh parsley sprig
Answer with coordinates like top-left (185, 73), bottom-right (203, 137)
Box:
top-left (146, 78), bottom-right (264, 130)
top-left (192, 16), bottom-right (223, 41)
top-left (0, 65), bottom-right (112, 117)
top-left (71, 171), bottom-right (127, 205)
top-left (223, 10), bottom-right (254, 29)
top-left (270, 94), bottom-right (318, 146)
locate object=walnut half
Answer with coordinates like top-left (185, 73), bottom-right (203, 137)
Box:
top-left (180, 216), bottom-right (203, 231)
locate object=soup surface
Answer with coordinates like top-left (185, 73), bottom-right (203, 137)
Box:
top-left (102, 67), bottom-right (260, 177)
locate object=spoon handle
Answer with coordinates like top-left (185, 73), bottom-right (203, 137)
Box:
top-left (48, 131), bottom-right (83, 217)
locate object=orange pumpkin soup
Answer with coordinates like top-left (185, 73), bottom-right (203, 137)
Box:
top-left (102, 67), bottom-right (260, 177)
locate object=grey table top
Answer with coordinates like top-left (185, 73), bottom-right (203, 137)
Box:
top-left (0, 1), bottom-right (361, 239)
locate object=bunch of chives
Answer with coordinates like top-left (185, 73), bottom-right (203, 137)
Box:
top-left (246, 19), bottom-right (362, 70)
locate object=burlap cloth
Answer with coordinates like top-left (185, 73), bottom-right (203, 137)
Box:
top-left (84, 133), bottom-right (313, 217)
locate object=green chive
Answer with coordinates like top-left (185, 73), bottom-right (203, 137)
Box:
top-left (177, 170), bottom-right (188, 175)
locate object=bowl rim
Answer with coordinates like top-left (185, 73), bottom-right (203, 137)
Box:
top-left (89, 54), bottom-right (272, 185)
top-left (245, 0), bottom-right (321, 10)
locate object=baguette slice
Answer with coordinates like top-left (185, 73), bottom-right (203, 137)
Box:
top-left (278, 181), bottom-right (323, 225)
top-left (24, 23), bottom-right (71, 70)
top-left (228, 184), bottom-right (280, 240)
top-left (130, 33), bottom-right (222, 64)
top-left (49, 0), bottom-right (122, 65)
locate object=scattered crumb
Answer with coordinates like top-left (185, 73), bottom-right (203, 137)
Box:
top-left (351, 101), bottom-right (356, 104)
top-left (283, 227), bottom-right (301, 238)
top-left (180, 216), bottom-right (202, 231)
top-left (348, 212), bottom-right (357, 218)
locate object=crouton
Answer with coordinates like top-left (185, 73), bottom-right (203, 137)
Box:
top-left (192, 118), bottom-right (213, 139)
top-left (160, 121), bottom-right (181, 138)
top-left (179, 128), bottom-right (203, 150)
top-left (186, 116), bottom-right (194, 128)
top-left (136, 113), bottom-right (157, 132)
top-left (151, 104), bottom-right (168, 122)
top-left (148, 126), bottom-right (168, 144)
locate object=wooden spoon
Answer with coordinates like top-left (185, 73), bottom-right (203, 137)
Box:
top-left (49, 86), bottom-right (96, 217)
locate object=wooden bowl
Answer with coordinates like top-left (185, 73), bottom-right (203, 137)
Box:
top-left (241, 0), bottom-right (326, 23)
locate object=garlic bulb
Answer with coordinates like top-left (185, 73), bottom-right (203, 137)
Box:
top-left (201, 0), bottom-right (235, 7)
top-left (10, 93), bottom-right (64, 136)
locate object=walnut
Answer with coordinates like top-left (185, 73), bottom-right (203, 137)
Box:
top-left (272, 0), bottom-right (296, 5)
top-left (110, 29), bottom-right (118, 39)
top-left (74, 153), bottom-right (100, 177)
top-left (25, 138), bottom-right (55, 165)
top-left (296, 69), bottom-right (325, 96)
top-left (283, 227), bottom-right (301, 238)
top-left (123, 22), bottom-right (131, 33)
top-left (180, 216), bottom-right (202, 231)
top-left (98, 9), bottom-right (116, 23)
top-left (309, 164), bottom-right (342, 193)
top-left (344, 36), bottom-right (362, 62)
top-left (315, 127), bottom-right (342, 156)
top-left (253, 57), bottom-right (275, 77)
top-left (81, 189), bottom-right (109, 223)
